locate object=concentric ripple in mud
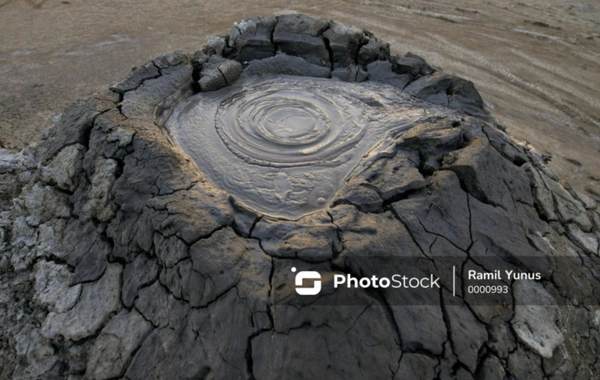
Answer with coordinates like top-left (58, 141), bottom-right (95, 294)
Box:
top-left (167, 75), bottom-right (444, 219)
top-left (216, 85), bottom-right (365, 167)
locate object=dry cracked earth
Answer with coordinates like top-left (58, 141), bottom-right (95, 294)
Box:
top-left (0, 10), bottom-right (599, 380)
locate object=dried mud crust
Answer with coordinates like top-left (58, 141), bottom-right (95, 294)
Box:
top-left (0, 14), bottom-right (599, 380)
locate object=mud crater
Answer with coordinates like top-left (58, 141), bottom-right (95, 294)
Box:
top-left (168, 76), bottom-right (431, 218)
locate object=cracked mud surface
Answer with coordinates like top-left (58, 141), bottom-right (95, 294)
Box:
top-left (1, 13), bottom-right (600, 380)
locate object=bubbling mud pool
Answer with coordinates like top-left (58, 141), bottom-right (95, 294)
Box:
top-left (167, 75), bottom-right (441, 219)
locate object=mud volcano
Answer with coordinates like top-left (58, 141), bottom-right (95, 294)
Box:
top-left (1, 14), bottom-right (599, 380)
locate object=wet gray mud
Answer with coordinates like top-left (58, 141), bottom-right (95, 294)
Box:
top-left (169, 76), bottom-right (437, 218)
top-left (0, 13), bottom-right (600, 380)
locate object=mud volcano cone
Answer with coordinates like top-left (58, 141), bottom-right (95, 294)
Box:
top-left (1, 14), bottom-right (599, 380)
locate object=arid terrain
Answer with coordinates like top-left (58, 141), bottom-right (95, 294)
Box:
top-left (0, 0), bottom-right (599, 200)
